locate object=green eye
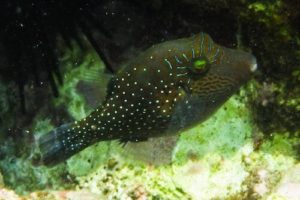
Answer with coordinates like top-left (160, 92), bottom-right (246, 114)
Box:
top-left (193, 60), bottom-right (207, 69)
top-left (189, 58), bottom-right (210, 74)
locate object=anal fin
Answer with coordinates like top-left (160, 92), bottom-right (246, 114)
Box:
top-left (124, 135), bottom-right (179, 165)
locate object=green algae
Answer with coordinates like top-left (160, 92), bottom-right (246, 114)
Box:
top-left (69, 80), bottom-right (298, 199)
top-left (1, 41), bottom-right (299, 199)
top-left (71, 86), bottom-right (250, 199)
top-left (52, 46), bottom-right (258, 199)
top-left (67, 142), bottom-right (111, 177)
top-left (0, 41), bottom-right (107, 194)
top-left (248, 1), bottom-right (287, 30)
top-left (20, 46), bottom-right (300, 198)
top-left (1, 49), bottom-right (299, 199)
top-left (53, 47), bottom-right (106, 120)
top-left (239, 0), bottom-right (300, 136)
top-left (173, 92), bottom-right (253, 165)
top-left (77, 158), bottom-right (192, 200)
top-left (0, 118), bottom-right (74, 195)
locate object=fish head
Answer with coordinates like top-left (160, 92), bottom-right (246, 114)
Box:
top-left (185, 33), bottom-right (257, 100)
top-left (172, 33), bottom-right (257, 126)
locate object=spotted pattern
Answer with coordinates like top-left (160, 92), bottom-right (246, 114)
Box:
top-left (38, 32), bottom-right (255, 165)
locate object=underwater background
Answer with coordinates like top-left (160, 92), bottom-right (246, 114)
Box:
top-left (0, 0), bottom-right (299, 199)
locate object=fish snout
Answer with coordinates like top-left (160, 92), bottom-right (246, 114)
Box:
top-left (248, 55), bottom-right (258, 72)
top-left (232, 51), bottom-right (257, 83)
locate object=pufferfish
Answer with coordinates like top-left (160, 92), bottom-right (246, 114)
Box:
top-left (36, 32), bottom-right (257, 166)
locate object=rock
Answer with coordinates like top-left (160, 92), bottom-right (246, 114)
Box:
top-left (26, 190), bottom-right (101, 200)
top-left (0, 188), bottom-right (21, 200)
top-left (275, 163), bottom-right (300, 200)
top-left (277, 183), bottom-right (300, 200)
top-left (64, 191), bottom-right (101, 200)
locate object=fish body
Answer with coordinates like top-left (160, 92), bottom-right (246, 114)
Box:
top-left (37, 33), bottom-right (257, 165)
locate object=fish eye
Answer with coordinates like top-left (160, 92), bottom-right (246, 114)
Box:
top-left (193, 59), bottom-right (207, 69)
top-left (189, 57), bottom-right (210, 74)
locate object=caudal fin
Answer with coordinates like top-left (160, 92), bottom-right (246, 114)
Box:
top-left (35, 123), bottom-right (86, 166)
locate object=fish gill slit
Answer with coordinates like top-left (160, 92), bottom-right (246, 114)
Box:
top-left (164, 58), bottom-right (173, 69)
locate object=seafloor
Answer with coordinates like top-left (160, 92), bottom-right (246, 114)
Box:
top-left (0, 1), bottom-right (299, 199)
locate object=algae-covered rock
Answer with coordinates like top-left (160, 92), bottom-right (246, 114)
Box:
top-left (71, 88), bottom-right (298, 199)
top-left (274, 164), bottom-right (300, 200)
top-left (0, 188), bottom-right (21, 200)
top-left (238, 0), bottom-right (300, 136)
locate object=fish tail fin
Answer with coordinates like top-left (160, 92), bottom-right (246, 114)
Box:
top-left (34, 123), bottom-right (85, 166)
